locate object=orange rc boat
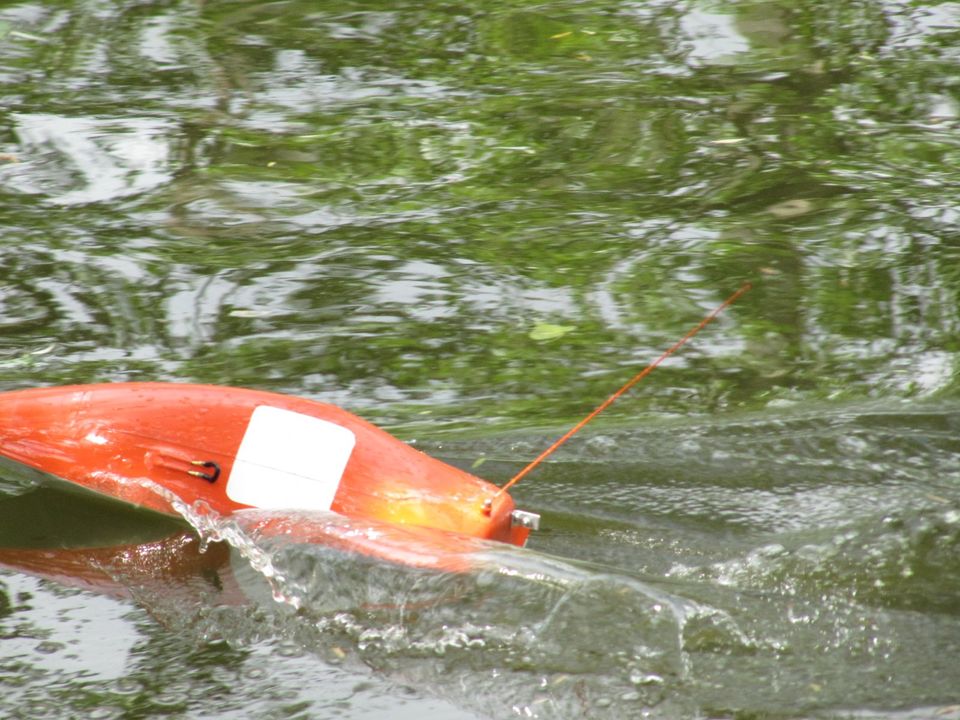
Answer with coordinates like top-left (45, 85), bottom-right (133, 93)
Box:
top-left (0, 382), bottom-right (539, 571)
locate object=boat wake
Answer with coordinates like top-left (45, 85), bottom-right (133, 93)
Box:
top-left (131, 484), bottom-right (704, 718)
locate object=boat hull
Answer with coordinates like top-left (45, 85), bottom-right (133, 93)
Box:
top-left (0, 383), bottom-right (529, 568)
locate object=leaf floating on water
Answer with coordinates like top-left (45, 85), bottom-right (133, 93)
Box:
top-left (0, 344), bottom-right (57, 369)
top-left (9, 30), bottom-right (48, 43)
top-left (529, 323), bottom-right (574, 341)
top-left (550, 31), bottom-right (573, 40)
top-left (767, 198), bottom-right (814, 218)
top-left (710, 138), bottom-right (747, 145)
top-left (494, 146), bottom-right (536, 155)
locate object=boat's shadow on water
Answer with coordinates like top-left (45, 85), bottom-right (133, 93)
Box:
top-left (3, 404), bottom-right (960, 719)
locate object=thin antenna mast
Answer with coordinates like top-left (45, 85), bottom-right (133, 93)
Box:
top-left (494, 282), bottom-right (752, 500)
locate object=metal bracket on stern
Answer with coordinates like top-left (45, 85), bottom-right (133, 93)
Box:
top-left (510, 509), bottom-right (540, 531)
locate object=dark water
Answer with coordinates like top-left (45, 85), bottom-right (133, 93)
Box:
top-left (2, 0), bottom-right (960, 717)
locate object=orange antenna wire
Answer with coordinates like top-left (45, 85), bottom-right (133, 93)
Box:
top-left (495, 282), bottom-right (752, 499)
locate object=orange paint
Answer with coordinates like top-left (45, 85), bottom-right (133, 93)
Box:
top-left (0, 383), bottom-right (528, 569)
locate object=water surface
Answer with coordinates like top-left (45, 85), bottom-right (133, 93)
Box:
top-left (2, 0), bottom-right (960, 717)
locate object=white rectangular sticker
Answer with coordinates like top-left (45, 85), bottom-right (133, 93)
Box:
top-left (227, 405), bottom-right (356, 511)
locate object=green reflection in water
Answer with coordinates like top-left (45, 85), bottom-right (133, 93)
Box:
top-left (1, 0), bottom-right (960, 717)
top-left (0, 0), bottom-right (957, 432)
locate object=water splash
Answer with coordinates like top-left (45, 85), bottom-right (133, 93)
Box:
top-left (73, 472), bottom-right (712, 716)
top-left (110, 474), bottom-right (306, 610)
